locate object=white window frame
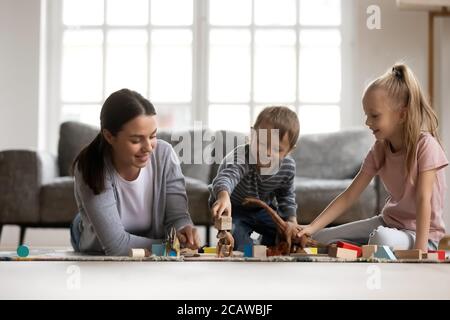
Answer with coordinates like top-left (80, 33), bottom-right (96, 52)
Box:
top-left (44, 0), bottom-right (351, 153)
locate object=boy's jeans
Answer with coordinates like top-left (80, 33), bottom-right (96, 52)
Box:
top-left (231, 204), bottom-right (279, 251)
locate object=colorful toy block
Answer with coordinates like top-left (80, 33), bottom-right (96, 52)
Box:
top-left (362, 245), bottom-right (378, 259)
top-left (168, 250), bottom-right (178, 257)
top-left (128, 248), bottom-right (150, 258)
top-left (151, 244), bottom-right (166, 256)
top-left (336, 241), bottom-right (362, 257)
top-left (214, 215), bottom-right (232, 231)
top-left (252, 245), bottom-right (267, 258)
top-left (328, 246), bottom-right (358, 259)
top-left (303, 247), bottom-right (318, 255)
top-left (394, 249), bottom-right (422, 260)
top-left (427, 250), bottom-right (445, 261)
top-left (244, 244), bottom-right (253, 257)
top-left (203, 246), bottom-right (217, 254)
top-left (374, 245), bottom-right (397, 260)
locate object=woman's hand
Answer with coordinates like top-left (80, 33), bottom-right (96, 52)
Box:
top-left (177, 225), bottom-right (201, 249)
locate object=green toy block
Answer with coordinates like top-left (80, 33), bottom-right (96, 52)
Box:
top-left (374, 245), bottom-right (397, 260)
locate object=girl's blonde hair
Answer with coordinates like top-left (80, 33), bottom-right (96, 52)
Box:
top-left (364, 63), bottom-right (440, 181)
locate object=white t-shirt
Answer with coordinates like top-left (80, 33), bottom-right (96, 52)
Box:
top-left (114, 164), bottom-right (153, 234)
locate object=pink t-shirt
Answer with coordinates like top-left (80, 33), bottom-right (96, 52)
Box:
top-left (361, 132), bottom-right (448, 242)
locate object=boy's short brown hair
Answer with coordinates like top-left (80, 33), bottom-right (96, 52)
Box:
top-left (253, 106), bottom-right (300, 150)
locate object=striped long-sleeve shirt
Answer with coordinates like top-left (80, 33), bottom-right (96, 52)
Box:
top-left (209, 144), bottom-right (298, 218)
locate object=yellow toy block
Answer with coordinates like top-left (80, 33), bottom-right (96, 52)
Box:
top-left (303, 247), bottom-right (318, 255)
top-left (203, 246), bottom-right (217, 254)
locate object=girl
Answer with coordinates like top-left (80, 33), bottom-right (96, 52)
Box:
top-left (297, 63), bottom-right (448, 251)
top-left (70, 89), bottom-right (200, 255)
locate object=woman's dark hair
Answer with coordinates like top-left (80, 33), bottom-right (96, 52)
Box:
top-left (72, 89), bottom-right (156, 194)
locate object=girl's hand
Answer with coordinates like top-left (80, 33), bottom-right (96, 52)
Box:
top-left (296, 224), bottom-right (315, 240)
top-left (211, 191), bottom-right (232, 218)
top-left (177, 225), bottom-right (201, 249)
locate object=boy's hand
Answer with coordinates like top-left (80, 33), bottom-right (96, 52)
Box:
top-left (211, 191), bottom-right (232, 218)
top-left (177, 225), bottom-right (201, 249)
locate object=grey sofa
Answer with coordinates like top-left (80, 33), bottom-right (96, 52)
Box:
top-left (0, 121), bottom-right (387, 244)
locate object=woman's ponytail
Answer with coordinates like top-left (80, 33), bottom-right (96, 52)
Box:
top-left (72, 133), bottom-right (109, 195)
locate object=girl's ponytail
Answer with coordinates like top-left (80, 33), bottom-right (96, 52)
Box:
top-left (393, 64), bottom-right (440, 182)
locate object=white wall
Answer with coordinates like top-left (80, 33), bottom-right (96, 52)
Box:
top-left (343, 0), bottom-right (429, 129)
top-left (0, 0), bottom-right (42, 151)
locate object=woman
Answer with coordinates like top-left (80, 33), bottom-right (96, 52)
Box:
top-left (70, 88), bottom-right (200, 255)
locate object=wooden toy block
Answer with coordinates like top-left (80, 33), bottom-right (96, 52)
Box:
top-left (214, 215), bottom-right (232, 230)
top-left (151, 244), bottom-right (165, 256)
top-left (252, 245), bottom-right (267, 258)
top-left (425, 252), bottom-right (439, 260)
top-left (317, 246), bottom-right (329, 254)
top-left (303, 247), bottom-right (318, 255)
top-left (428, 250), bottom-right (445, 261)
top-left (362, 245), bottom-right (378, 258)
top-left (421, 251), bottom-right (446, 260)
top-left (337, 241), bottom-right (362, 257)
top-left (203, 246), bottom-right (217, 254)
top-left (374, 245), bottom-right (397, 260)
top-left (438, 235), bottom-right (450, 250)
top-left (394, 249), bottom-right (422, 260)
top-left (129, 248), bottom-right (150, 258)
top-left (244, 244), bottom-right (253, 257)
top-left (328, 246), bottom-right (358, 259)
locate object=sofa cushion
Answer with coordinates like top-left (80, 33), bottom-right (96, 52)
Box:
top-left (292, 129), bottom-right (374, 179)
top-left (295, 177), bottom-right (377, 225)
top-left (39, 175), bottom-right (212, 226)
top-left (158, 129), bottom-right (219, 184)
top-left (208, 130), bottom-right (248, 183)
top-left (58, 121), bottom-right (98, 177)
top-left (184, 176), bottom-right (211, 225)
top-left (40, 177), bottom-right (78, 224)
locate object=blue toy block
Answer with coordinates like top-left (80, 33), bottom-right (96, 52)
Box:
top-left (374, 245), bottom-right (397, 260)
top-left (168, 250), bottom-right (177, 257)
top-left (152, 244), bottom-right (166, 256)
top-left (244, 244), bottom-right (253, 257)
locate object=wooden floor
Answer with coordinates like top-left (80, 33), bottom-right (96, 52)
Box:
top-left (1, 227), bottom-right (450, 300)
top-left (1, 260), bottom-right (450, 299)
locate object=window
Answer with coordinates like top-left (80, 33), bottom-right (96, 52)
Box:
top-left (50, 0), bottom-right (342, 137)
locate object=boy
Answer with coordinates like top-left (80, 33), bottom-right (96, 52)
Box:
top-left (209, 106), bottom-right (300, 251)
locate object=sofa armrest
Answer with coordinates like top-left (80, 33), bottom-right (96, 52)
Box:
top-left (0, 150), bottom-right (58, 224)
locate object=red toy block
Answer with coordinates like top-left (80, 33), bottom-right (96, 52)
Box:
top-left (428, 250), bottom-right (445, 261)
top-left (336, 241), bottom-right (362, 257)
